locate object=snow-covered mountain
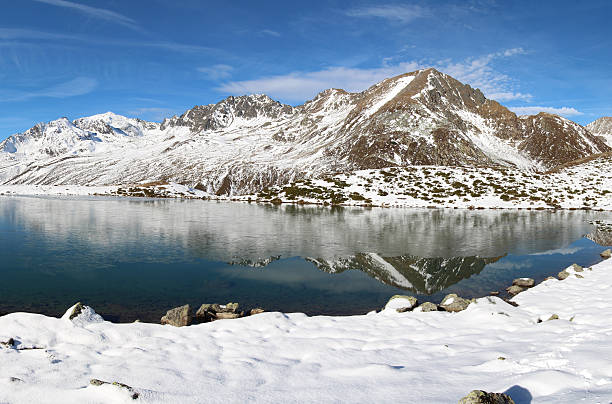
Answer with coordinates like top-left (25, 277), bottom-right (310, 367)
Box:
top-left (1, 68), bottom-right (609, 194)
top-left (587, 117), bottom-right (612, 147)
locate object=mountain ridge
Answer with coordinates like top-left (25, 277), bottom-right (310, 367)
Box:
top-left (1, 68), bottom-right (609, 195)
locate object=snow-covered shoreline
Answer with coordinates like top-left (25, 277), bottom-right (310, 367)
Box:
top-left (2, 256), bottom-right (612, 403)
top-left (2, 156), bottom-right (611, 211)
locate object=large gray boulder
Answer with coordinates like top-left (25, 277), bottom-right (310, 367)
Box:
top-left (161, 304), bottom-right (192, 327)
top-left (458, 390), bottom-right (515, 404)
top-left (439, 294), bottom-right (471, 312)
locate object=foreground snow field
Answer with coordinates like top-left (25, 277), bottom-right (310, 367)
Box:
top-left (1, 258), bottom-right (612, 403)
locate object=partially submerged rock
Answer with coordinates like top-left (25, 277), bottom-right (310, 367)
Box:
top-left (458, 390), bottom-right (515, 404)
top-left (506, 285), bottom-right (525, 296)
top-left (601, 249), bottom-right (612, 259)
top-left (384, 295), bottom-right (418, 312)
top-left (161, 304), bottom-right (192, 327)
top-left (195, 303), bottom-right (242, 323)
top-left (248, 308), bottom-right (265, 316)
top-left (439, 294), bottom-right (470, 312)
top-left (558, 270), bottom-right (570, 280)
top-left (90, 379), bottom-right (139, 400)
top-left (512, 278), bottom-right (534, 287)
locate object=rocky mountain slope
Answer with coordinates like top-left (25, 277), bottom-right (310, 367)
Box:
top-left (587, 117), bottom-right (612, 147)
top-left (1, 68), bottom-right (609, 195)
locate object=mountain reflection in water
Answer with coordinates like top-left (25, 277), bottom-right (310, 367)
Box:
top-left (0, 196), bottom-right (610, 321)
top-left (307, 254), bottom-right (504, 295)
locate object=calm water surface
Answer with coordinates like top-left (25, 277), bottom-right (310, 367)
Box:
top-left (0, 196), bottom-right (610, 322)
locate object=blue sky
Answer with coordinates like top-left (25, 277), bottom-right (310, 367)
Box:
top-left (1, 0), bottom-right (611, 140)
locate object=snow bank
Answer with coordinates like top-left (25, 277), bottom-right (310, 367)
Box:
top-left (2, 259), bottom-right (612, 403)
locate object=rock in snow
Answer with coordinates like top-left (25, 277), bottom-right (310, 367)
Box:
top-left (384, 295), bottom-right (418, 312)
top-left (458, 390), bottom-right (515, 404)
top-left (439, 294), bottom-right (471, 312)
top-left (506, 285), bottom-right (526, 296)
top-left (601, 249), bottom-right (612, 259)
top-left (415, 302), bottom-right (439, 312)
top-left (558, 270), bottom-right (570, 280)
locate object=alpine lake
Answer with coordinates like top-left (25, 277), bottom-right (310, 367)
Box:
top-left (1, 195), bottom-right (610, 322)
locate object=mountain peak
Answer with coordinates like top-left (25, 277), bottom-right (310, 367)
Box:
top-left (587, 117), bottom-right (612, 147)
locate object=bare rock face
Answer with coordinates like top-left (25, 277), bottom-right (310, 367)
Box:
top-left (161, 304), bottom-right (192, 327)
top-left (458, 390), bottom-right (515, 404)
top-left (161, 94), bottom-right (294, 132)
top-left (518, 113), bottom-right (610, 167)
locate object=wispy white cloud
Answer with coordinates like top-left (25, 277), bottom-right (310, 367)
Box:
top-left (509, 106), bottom-right (583, 117)
top-left (197, 64), bottom-right (234, 80)
top-left (0, 27), bottom-right (215, 54)
top-left (217, 62), bottom-right (420, 102)
top-left (438, 48), bottom-right (532, 101)
top-left (32, 0), bottom-right (139, 30)
top-left (260, 29), bottom-right (281, 37)
top-left (1, 77), bottom-right (98, 102)
top-left (486, 261), bottom-right (531, 270)
top-left (127, 107), bottom-right (177, 121)
top-left (217, 48), bottom-right (529, 103)
top-left (346, 4), bottom-right (427, 23)
top-left (530, 246), bottom-right (583, 255)
top-left (0, 27), bottom-right (75, 40)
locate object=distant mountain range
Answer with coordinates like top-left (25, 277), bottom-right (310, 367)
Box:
top-left (1, 68), bottom-right (610, 195)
